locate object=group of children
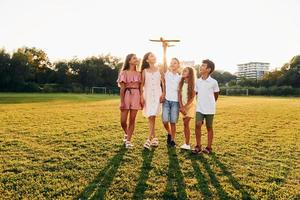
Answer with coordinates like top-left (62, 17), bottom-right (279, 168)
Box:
top-left (117, 52), bottom-right (219, 154)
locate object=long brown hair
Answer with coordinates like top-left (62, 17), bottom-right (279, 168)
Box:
top-left (140, 52), bottom-right (152, 71)
top-left (179, 67), bottom-right (196, 102)
top-left (121, 53), bottom-right (136, 71)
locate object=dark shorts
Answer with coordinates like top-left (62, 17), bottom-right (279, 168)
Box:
top-left (196, 112), bottom-right (214, 128)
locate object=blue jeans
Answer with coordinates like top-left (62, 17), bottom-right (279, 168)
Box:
top-left (162, 100), bottom-right (179, 123)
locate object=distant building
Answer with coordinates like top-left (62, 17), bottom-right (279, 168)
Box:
top-left (180, 60), bottom-right (195, 68)
top-left (237, 62), bottom-right (269, 80)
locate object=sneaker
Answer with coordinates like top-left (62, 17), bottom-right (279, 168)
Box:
top-left (180, 144), bottom-right (191, 150)
top-left (169, 140), bottom-right (176, 147)
top-left (125, 141), bottom-right (134, 149)
top-left (167, 134), bottom-right (171, 145)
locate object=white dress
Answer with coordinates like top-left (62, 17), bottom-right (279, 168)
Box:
top-left (143, 69), bottom-right (162, 117)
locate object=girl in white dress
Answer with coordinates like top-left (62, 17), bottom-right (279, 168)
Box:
top-left (140, 52), bottom-right (165, 149)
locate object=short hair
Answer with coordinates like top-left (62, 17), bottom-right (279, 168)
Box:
top-left (202, 59), bottom-right (215, 74)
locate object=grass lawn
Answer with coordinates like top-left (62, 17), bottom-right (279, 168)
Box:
top-left (0, 93), bottom-right (299, 199)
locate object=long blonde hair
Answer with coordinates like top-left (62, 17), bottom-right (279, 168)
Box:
top-left (178, 67), bottom-right (196, 102)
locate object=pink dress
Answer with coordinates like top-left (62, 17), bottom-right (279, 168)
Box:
top-left (143, 69), bottom-right (162, 117)
top-left (117, 70), bottom-right (142, 110)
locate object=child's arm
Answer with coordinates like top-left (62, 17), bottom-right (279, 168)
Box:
top-left (184, 91), bottom-right (196, 107)
top-left (178, 87), bottom-right (186, 115)
top-left (213, 81), bottom-right (220, 101)
top-left (162, 42), bottom-right (168, 74)
top-left (160, 71), bottom-right (166, 102)
top-left (119, 83), bottom-right (126, 109)
top-left (214, 92), bottom-right (219, 101)
top-left (178, 87), bottom-right (183, 108)
top-left (140, 71), bottom-right (145, 107)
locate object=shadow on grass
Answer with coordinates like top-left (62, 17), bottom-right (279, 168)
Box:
top-left (192, 154), bottom-right (230, 200)
top-left (190, 156), bottom-right (213, 198)
top-left (210, 153), bottom-right (252, 200)
top-left (190, 153), bottom-right (252, 200)
top-left (76, 145), bottom-right (127, 200)
top-left (132, 148), bottom-right (155, 200)
top-left (162, 147), bottom-right (188, 200)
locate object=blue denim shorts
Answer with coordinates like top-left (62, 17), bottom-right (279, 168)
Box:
top-left (162, 100), bottom-right (179, 123)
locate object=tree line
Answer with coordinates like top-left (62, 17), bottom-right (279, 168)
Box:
top-left (0, 47), bottom-right (122, 93)
top-left (0, 46), bottom-right (299, 95)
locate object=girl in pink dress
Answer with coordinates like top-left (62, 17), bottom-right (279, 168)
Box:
top-left (117, 54), bottom-right (142, 148)
top-left (140, 52), bottom-right (165, 149)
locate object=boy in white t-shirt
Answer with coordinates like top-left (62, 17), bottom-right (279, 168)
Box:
top-left (192, 59), bottom-right (220, 154)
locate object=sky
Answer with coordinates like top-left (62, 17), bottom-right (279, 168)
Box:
top-left (0, 0), bottom-right (299, 73)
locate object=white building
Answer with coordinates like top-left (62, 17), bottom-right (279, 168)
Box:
top-left (237, 62), bottom-right (270, 80)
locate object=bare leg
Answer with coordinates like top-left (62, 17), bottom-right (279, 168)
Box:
top-left (195, 120), bottom-right (203, 147)
top-left (120, 110), bottom-right (129, 136)
top-left (207, 127), bottom-right (214, 149)
top-left (148, 116), bottom-right (156, 140)
top-left (183, 117), bottom-right (191, 145)
top-left (170, 123), bottom-right (176, 141)
top-left (127, 110), bottom-right (138, 142)
top-left (163, 122), bottom-right (171, 135)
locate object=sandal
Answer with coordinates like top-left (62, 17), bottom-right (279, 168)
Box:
top-left (202, 147), bottom-right (212, 154)
top-left (151, 138), bottom-right (159, 147)
top-left (144, 139), bottom-right (151, 150)
top-left (191, 145), bottom-right (202, 154)
top-left (123, 134), bottom-right (127, 142)
top-left (125, 141), bottom-right (134, 149)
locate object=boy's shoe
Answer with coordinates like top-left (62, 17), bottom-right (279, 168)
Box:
top-left (169, 140), bottom-right (176, 147)
top-left (191, 145), bottom-right (202, 154)
top-left (167, 134), bottom-right (172, 145)
top-left (180, 144), bottom-right (191, 150)
top-left (202, 146), bottom-right (212, 154)
top-left (125, 141), bottom-right (134, 149)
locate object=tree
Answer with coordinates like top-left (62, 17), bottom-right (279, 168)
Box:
top-left (0, 49), bottom-right (11, 90)
top-left (261, 55), bottom-right (300, 88)
top-left (211, 70), bottom-right (237, 85)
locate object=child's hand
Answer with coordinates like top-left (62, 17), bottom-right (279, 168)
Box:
top-left (160, 94), bottom-right (165, 103)
top-left (180, 107), bottom-right (187, 115)
top-left (120, 102), bottom-right (126, 110)
top-left (140, 97), bottom-right (145, 108)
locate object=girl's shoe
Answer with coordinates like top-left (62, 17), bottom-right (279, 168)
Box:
top-left (151, 138), bottom-right (159, 147)
top-left (125, 141), bottom-right (134, 149)
top-left (180, 144), bottom-right (191, 150)
top-left (144, 139), bottom-right (151, 150)
top-left (123, 134), bottom-right (127, 142)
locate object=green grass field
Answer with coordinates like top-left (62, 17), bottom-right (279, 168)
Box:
top-left (0, 93), bottom-right (299, 200)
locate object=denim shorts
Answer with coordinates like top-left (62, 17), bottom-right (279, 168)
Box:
top-left (162, 100), bottom-right (179, 123)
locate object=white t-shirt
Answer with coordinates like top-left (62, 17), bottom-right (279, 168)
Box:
top-left (165, 71), bottom-right (181, 102)
top-left (195, 76), bottom-right (220, 114)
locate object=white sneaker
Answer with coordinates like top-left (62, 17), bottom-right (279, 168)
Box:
top-left (180, 144), bottom-right (191, 150)
top-left (125, 141), bottom-right (134, 148)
